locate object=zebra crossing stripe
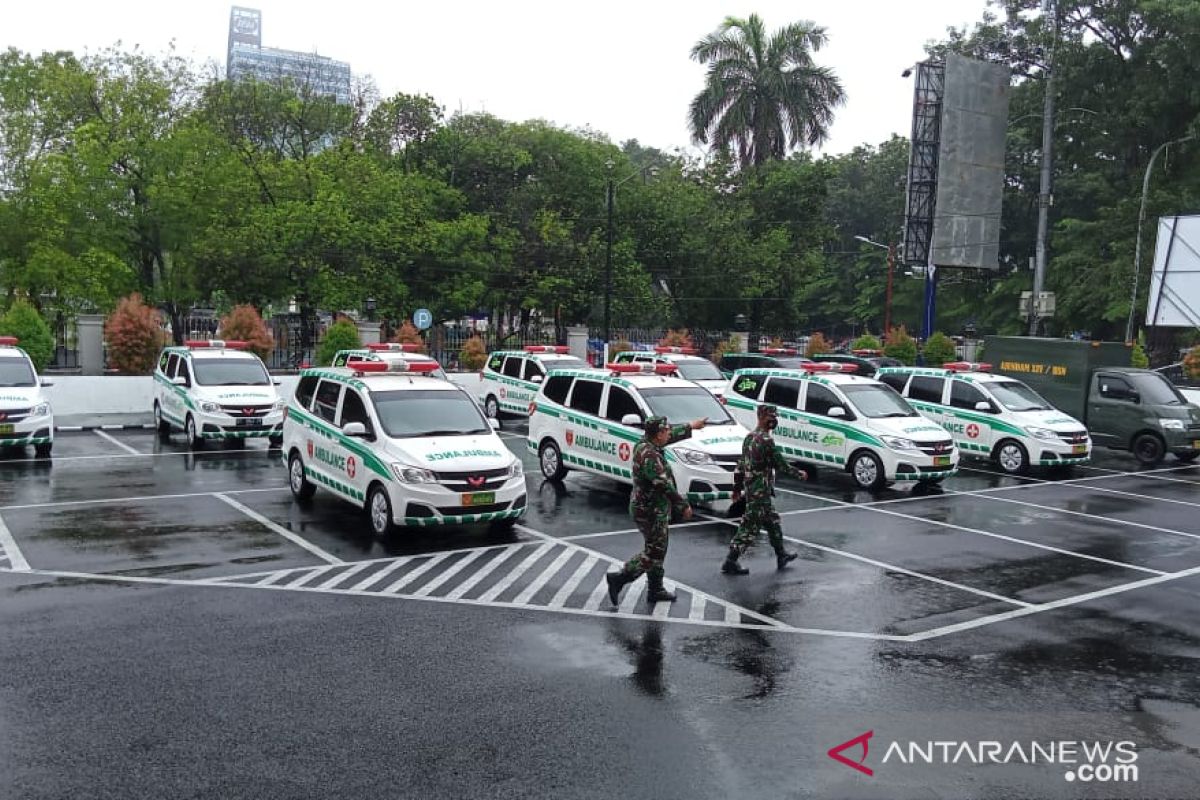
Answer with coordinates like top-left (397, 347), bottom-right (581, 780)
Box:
top-left (316, 561), bottom-right (374, 590)
top-left (412, 549), bottom-right (488, 598)
top-left (547, 555), bottom-right (598, 608)
top-left (617, 579), bottom-right (646, 614)
top-left (382, 552), bottom-right (455, 594)
top-left (512, 547), bottom-right (577, 605)
top-left (582, 576), bottom-right (613, 611)
top-left (476, 543), bottom-right (555, 602)
top-left (444, 545), bottom-right (524, 600)
top-left (688, 595), bottom-right (708, 621)
top-left (350, 557), bottom-right (413, 592)
top-left (0, 512), bottom-right (29, 571)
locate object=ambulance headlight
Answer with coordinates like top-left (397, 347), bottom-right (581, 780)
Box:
top-left (1025, 426), bottom-right (1059, 440)
top-left (674, 447), bottom-right (714, 466)
top-left (392, 464), bottom-right (437, 483)
top-left (31, 402), bottom-right (51, 417)
top-left (1159, 419), bottom-right (1185, 431)
top-left (199, 400), bottom-right (221, 413)
top-left (507, 460), bottom-right (523, 478)
top-left (272, 400), bottom-right (287, 412)
top-left (880, 435), bottom-right (918, 451)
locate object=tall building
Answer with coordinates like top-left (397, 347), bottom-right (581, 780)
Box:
top-left (226, 6), bottom-right (352, 105)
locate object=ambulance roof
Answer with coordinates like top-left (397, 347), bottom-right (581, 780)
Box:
top-left (300, 366), bottom-right (460, 394)
top-left (731, 367), bottom-right (881, 389)
top-left (166, 346), bottom-right (261, 361)
top-left (615, 351), bottom-right (709, 365)
top-left (545, 367), bottom-right (700, 392)
top-left (875, 365), bottom-right (1011, 384)
top-left (335, 348), bottom-right (437, 362)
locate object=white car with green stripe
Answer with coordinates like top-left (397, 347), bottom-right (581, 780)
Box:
top-left (478, 346), bottom-right (594, 421)
top-left (283, 361), bottom-right (526, 536)
top-left (331, 344), bottom-right (447, 379)
top-left (0, 336), bottom-right (54, 457)
top-left (723, 366), bottom-right (959, 491)
top-left (526, 363), bottom-right (749, 507)
top-left (876, 362), bottom-right (1091, 474)
top-left (153, 340), bottom-right (285, 449)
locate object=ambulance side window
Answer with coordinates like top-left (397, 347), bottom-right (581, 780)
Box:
top-left (804, 384), bottom-right (841, 416)
top-left (909, 376), bottom-right (946, 404)
top-left (763, 377), bottom-right (801, 409)
top-left (176, 359), bottom-right (191, 386)
top-left (567, 379), bottom-right (603, 415)
top-left (543, 375), bottom-right (572, 405)
top-left (294, 376), bottom-right (319, 410)
top-left (878, 372), bottom-right (909, 393)
top-left (614, 353), bottom-right (635, 363)
top-left (732, 373), bottom-right (763, 399)
top-left (158, 352), bottom-right (170, 373)
top-left (503, 357), bottom-right (524, 378)
top-left (313, 380), bottom-right (342, 423)
top-left (339, 389), bottom-right (373, 436)
top-left (605, 386), bottom-right (642, 424)
top-left (487, 354), bottom-right (504, 373)
top-left (524, 361), bottom-right (545, 381)
top-left (165, 353), bottom-right (180, 378)
top-left (950, 380), bottom-right (989, 411)
top-left (332, 352), bottom-right (349, 368)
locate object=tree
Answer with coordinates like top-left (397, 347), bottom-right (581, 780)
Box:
top-left (105, 293), bottom-right (168, 374)
top-left (459, 335), bottom-right (487, 371)
top-left (1131, 332), bottom-right (1150, 368)
top-left (392, 320), bottom-right (426, 353)
top-left (805, 332), bottom-right (831, 356)
top-left (659, 329), bottom-right (695, 349)
top-left (851, 333), bottom-right (882, 351)
top-left (316, 319), bottom-right (361, 366)
top-left (689, 14), bottom-right (846, 168)
top-left (0, 301), bottom-right (54, 371)
top-left (217, 305), bottom-right (274, 361)
top-left (884, 325), bottom-right (917, 365)
top-left (922, 331), bottom-right (957, 367)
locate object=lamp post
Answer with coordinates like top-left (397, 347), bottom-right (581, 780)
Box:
top-left (854, 235), bottom-right (896, 335)
top-left (1125, 134), bottom-right (1195, 343)
top-left (604, 160), bottom-right (659, 345)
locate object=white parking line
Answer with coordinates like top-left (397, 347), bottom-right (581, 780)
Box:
top-left (213, 493), bottom-right (343, 565)
top-left (0, 487), bottom-right (288, 512)
top-left (1072, 464), bottom-right (1200, 485)
top-left (93, 430), bottom-right (142, 456)
top-left (974, 493), bottom-right (1200, 542)
top-left (0, 512), bottom-right (30, 571)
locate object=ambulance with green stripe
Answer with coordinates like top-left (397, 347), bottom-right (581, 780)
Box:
top-left (611, 346), bottom-right (728, 399)
top-left (0, 336), bottom-right (54, 457)
top-left (527, 362), bottom-right (749, 507)
top-left (331, 342), bottom-right (447, 379)
top-left (283, 358), bottom-right (525, 536)
top-left (478, 345), bottom-right (593, 421)
top-left (153, 340), bottom-right (284, 449)
top-left (723, 363), bottom-right (959, 491)
top-left (876, 362), bottom-right (1091, 474)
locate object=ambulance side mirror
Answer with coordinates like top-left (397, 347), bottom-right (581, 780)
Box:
top-left (621, 413), bottom-right (643, 427)
top-left (828, 406), bottom-right (847, 418)
top-left (974, 401), bottom-right (993, 413)
top-left (40, 377), bottom-right (54, 387)
top-left (272, 378), bottom-right (281, 386)
top-left (342, 422), bottom-right (368, 437)
top-left (530, 374), bottom-right (544, 384)
top-left (489, 418), bottom-right (501, 430)
top-left (172, 376), bottom-right (188, 387)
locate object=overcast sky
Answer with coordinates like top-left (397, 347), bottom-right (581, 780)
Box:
top-left (7, 0), bottom-right (993, 156)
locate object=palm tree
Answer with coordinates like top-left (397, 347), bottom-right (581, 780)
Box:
top-left (689, 14), bottom-right (846, 168)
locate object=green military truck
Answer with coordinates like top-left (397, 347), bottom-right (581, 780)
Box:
top-left (984, 336), bottom-right (1200, 465)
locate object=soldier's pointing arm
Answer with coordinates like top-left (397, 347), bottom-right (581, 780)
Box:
top-left (664, 423), bottom-right (692, 446)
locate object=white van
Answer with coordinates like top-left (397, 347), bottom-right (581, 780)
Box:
top-left (153, 340), bottom-right (284, 449)
top-left (724, 365), bottom-right (958, 490)
top-left (283, 358), bottom-right (525, 535)
top-left (527, 362), bottom-right (749, 506)
top-left (876, 362), bottom-right (1091, 474)
top-left (478, 345), bottom-right (594, 421)
top-left (611, 346), bottom-right (727, 398)
top-left (331, 343), bottom-right (447, 379)
top-left (0, 336), bottom-right (54, 457)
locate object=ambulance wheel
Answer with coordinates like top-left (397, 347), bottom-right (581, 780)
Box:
top-left (1176, 451), bottom-right (1199, 463)
top-left (34, 442), bottom-right (52, 458)
top-left (484, 395), bottom-right (501, 421)
top-left (1131, 433), bottom-right (1165, 466)
top-left (994, 439), bottom-right (1029, 474)
top-left (154, 402), bottom-right (171, 438)
top-left (849, 450), bottom-right (886, 491)
top-left (185, 414), bottom-right (205, 450)
top-left (288, 451), bottom-right (315, 501)
top-left (367, 484), bottom-right (397, 538)
top-left (539, 439), bottom-right (568, 482)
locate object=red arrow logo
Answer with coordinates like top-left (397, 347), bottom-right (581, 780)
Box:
top-left (827, 730), bottom-right (874, 776)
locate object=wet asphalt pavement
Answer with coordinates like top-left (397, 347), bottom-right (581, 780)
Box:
top-left (1, 426), bottom-right (1199, 799)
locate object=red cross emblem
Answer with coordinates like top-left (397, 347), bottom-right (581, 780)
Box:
top-left (565, 430), bottom-right (575, 446)
top-left (619, 442), bottom-right (631, 461)
top-left (499, 386), bottom-right (507, 399)
top-left (346, 456), bottom-right (357, 479)
top-left (966, 423), bottom-right (980, 439)
top-left (306, 440), bottom-right (314, 457)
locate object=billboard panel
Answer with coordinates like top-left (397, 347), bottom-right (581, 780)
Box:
top-left (1146, 215), bottom-right (1200, 328)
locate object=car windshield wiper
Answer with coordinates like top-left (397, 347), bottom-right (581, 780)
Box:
top-left (418, 429), bottom-right (474, 437)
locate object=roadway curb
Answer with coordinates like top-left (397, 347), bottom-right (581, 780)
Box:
top-left (55, 424), bottom-right (158, 432)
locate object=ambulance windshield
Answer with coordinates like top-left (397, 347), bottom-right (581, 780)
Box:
top-left (989, 380), bottom-right (1052, 412)
top-left (193, 359), bottom-right (271, 386)
top-left (674, 360), bottom-right (723, 381)
top-left (373, 389), bottom-right (491, 438)
top-left (0, 356), bottom-right (36, 387)
top-left (640, 386), bottom-right (734, 425)
top-left (840, 385), bottom-right (919, 418)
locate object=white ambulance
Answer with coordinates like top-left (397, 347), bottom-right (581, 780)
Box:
top-left (153, 340), bottom-right (285, 449)
top-left (331, 343), bottom-right (447, 379)
top-left (724, 364), bottom-right (959, 491)
top-left (876, 362), bottom-right (1091, 474)
top-left (478, 345), bottom-right (593, 421)
top-left (0, 336), bottom-right (54, 457)
top-left (283, 358), bottom-right (526, 535)
top-left (611, 346), bottom-right (728, 399)
top-left (526, 362), bottom-right (749, 507)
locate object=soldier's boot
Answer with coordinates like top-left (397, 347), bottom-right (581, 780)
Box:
top-left (646, 574), bottom-right (677, 603)
top-left (775, 550), bottom-right (799, 570)
top-left (606, 570), bottom-right (635, 605)
top-left (721, 547), bottom-right (749, 575)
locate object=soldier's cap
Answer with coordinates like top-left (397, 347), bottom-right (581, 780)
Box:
top-left (644, 415), bottom-right (670, 437)
top-left (757, 404), bottom-right (779, 420)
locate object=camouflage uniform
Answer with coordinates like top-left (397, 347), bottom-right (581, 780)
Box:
top-left (607, 416), bottom-right (692, 604)
top-left (723, 405), bottom-right (803, 573)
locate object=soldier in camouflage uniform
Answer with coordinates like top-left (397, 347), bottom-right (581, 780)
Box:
top-left (722, 404), bottom-right (807, 575)
top-left (607, 415), bottom-right (707, 605)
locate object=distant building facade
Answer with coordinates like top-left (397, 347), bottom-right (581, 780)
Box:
top-left (226, 6), bottom-right (351, 105)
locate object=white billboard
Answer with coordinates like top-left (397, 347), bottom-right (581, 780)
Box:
top-left (1146, 215), bottom-right (1200, 328)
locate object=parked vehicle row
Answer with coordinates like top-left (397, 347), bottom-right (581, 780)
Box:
top-left (0, 337), bottom-right (54, 457)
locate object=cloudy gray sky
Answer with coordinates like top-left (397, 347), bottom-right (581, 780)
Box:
top-left (7, 0), bottom-right (993, 156)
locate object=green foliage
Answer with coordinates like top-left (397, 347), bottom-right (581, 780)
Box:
top-left (922, 331), bottom-right (957, 367)
top-left (1184, 345), bottom-right (1200, 381)
top-left (459, 335), bottom-right (487, 371)
top-left (805, 332), bottom-right (832, 357)
top-left (392, 321), bottom-right (427, 353)
top-left (217, 305), bottom-right (274, 361)
top-left (0, 301), bottom-right (54, 371)
top-left (884, 325), bottom-right (918, 365)
top-left (658, 329), bottom-right (694, 349)
top-left (317, 319), bottom-right (361, 366)
top-left (711, 336), bottom-right (739, 366)
top-left (105, 293), bottom-right (168, 374)
top-left (851, 333), bottom-right (882, 351)
top-left (1131, 332), bottom-right (1150, 369)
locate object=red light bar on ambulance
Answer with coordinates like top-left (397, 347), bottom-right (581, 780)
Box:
top-left (185, 339), bottom-right (246, 350)
top-left (367, 342), bottom-right (422, 352)
top-left (852, 349), bottom-right (882, 356)
top-left (347, 358), bottom-right (439, 374)
top-left (654, 346), bottom-right (697, 355)
top-left (0, 336), bottom-right (19, 346)
top-left (803, 362), bottom-right (858, 374)
top-left (943, 362), bottom-right (992, 373)
top-left (607, 362), bottom-right (678, 376)
top-left (524, 345), bottom-right (570, 354)
top-left (763, 347), bottom-right (797, 355)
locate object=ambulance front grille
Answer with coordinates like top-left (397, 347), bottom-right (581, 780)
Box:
top-left (0, 408), bottom-right (31, 423)
top-left (916, 439), bottom-right (954, 456)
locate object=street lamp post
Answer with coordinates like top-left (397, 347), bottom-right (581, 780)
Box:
top-left (854, 235), bottom-right (896, 335)
top-left (604, 160), bottom-right (658, 346)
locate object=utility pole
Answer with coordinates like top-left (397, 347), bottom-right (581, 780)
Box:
top-left (1029, 0), bottom-right (1056, 336)
top-left (885, 242), bottom-right (896, 335)
top-left (604, 178), bottom-right (614, 345)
